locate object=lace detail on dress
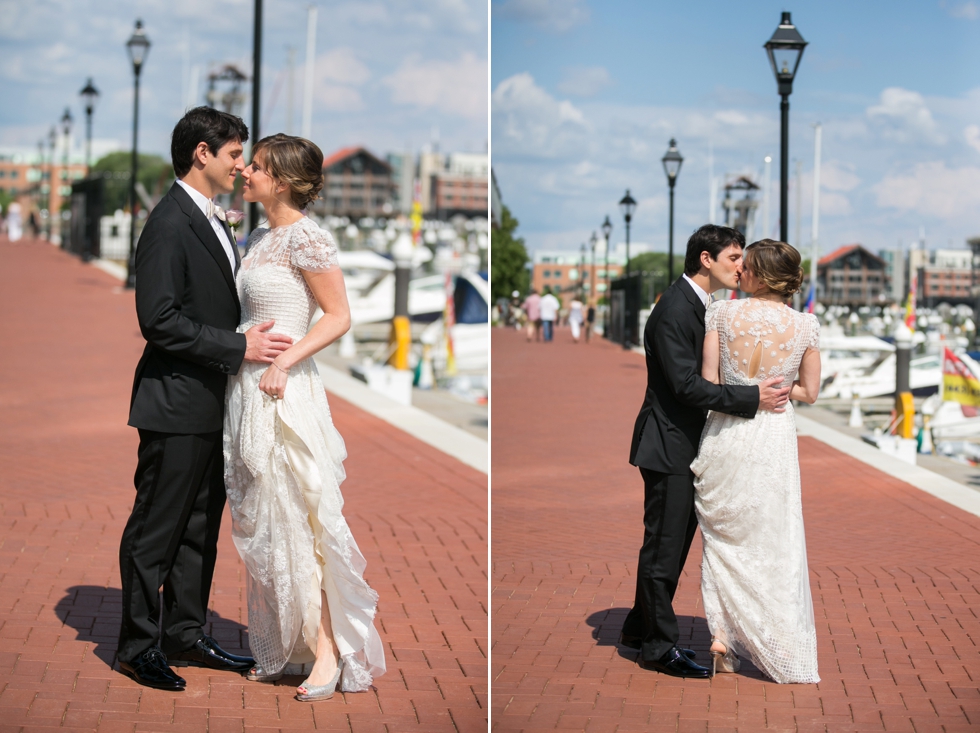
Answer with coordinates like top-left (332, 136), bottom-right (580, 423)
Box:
top-left (692, 297), bottom-right (820, 684)
top-left (710, 298), bottom-right (819, 388)
top-left (242, 217), bottom-right (338, 273)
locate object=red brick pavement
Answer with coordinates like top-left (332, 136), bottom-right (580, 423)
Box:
top-left (0, 238), bottom-right (487, 732)
top-left (491, 325), bottom-right (980, 732)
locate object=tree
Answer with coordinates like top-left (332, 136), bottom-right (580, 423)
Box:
top-left (490, 205), bottom-right (530, 302)
top-left (91, 152), bottom-right (174, 214)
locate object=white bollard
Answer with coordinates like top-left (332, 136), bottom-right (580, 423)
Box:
top-left (848, 395), bottom-right (864, 428)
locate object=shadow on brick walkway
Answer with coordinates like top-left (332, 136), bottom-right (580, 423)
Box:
top-left (0, 239), bottom-right (487, 732)
top-left (491, 325), bottom-right (980, 733)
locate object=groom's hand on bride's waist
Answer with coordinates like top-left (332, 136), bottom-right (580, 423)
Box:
top-left (244, 319), bottom-right (293, 363)
top-left (758, 376), bottom-right (791, 413)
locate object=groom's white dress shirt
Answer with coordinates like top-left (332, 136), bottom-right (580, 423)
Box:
top-left (176, 179), bottom-right (238, 274)
top-left (682, 274), bottom-right (711, 309)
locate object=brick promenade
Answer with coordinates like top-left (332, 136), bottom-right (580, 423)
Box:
top-left (0, 238), bottom-right (487, 732)
top-left (492, 326), bottom-right (980, 732)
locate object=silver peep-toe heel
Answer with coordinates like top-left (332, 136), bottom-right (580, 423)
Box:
top-left (247, 664), bottom-right (283, 682)
top-left (295, 658), bottom-right (344, 702)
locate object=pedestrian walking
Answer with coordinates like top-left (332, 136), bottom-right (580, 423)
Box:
top-left (585, 301), bottom-right (596, 342)
top-left (6, 202), bottom-right (22, 242)
top-left (540, 288), bottom-right (559, 342)
top-left (522, 289), bottom-right (542, 342)
top-left (568, 297), bottom-right (584, 343)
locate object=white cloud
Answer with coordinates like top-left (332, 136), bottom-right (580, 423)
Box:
top-left (965, 124), bottom-right (980, 153)
top-left (311, 48), bottom-right (370, 112)
top-left (383, 53), bottom-right (487, 120)
top-left (866, 87), bottom-right (945, 144)
top-left (944, 1), bottom-right (980, 19)
top-left (493, 0), bottom-right (589, 33)
top-left (491, 72), bottom-right (588, 157)
top-left (557, 66), bottom-right (613, 97)
top-left (873, 161), bottom-right (980, 218)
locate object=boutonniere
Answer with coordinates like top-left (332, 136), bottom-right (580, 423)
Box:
top-left (225, 209), bottom-right (245, 231)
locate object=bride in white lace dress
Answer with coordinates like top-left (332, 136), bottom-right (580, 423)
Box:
top-left (691, 239), bottom-right (821, 684)
top-left (224, 134), bottom-right (385, 700)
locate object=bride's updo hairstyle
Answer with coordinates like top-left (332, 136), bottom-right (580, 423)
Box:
top-left (744, 239), bottom-right (805, 297)
top-left (251, 133), bottom-right (324, 210)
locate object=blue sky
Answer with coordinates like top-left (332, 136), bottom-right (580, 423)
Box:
top-left (0, 0), bottom-right (488, 164)
top-left (491, 0), bottom-right (980, 258)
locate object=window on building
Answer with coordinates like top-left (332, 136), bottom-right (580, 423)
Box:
top-left (569, 268), bottom-right (579, 280)
top-left (0, 171), bottom-right (6, 178)
top-left (10, 170), bottom-right (18, 179)
top-left (597, 283), bottom-right (607, 292)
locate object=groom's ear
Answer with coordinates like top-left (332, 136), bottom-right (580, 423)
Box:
top-left (699, 249), bottom-right (714, 273)
top-left (192, 142), bottom-right (211, 167)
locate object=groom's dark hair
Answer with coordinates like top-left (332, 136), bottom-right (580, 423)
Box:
top-left (684, 224), bottom-right (745, 276)
top-left (171, 107), bottom-right (249, 177)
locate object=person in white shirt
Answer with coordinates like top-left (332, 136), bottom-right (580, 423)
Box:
top-left (539, 289), bottom-right (560, 342)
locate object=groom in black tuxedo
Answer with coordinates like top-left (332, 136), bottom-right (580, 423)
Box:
top-left (620, 225), bottom-right (790, 678)
top-left (118, 108), bottom-right (293, 690)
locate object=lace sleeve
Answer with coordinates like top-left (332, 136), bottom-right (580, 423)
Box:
top-left (805, 313), bottom-right (820, 351)
top-left (705, 300), bottom-right (725, 332)
top-left (290, 223), bottom-right (339, 273)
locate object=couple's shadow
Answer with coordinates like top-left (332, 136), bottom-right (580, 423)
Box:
top-left (54, 585), bottom-right (248, 670)
top-left (585, 607), bottom-right (765, 678)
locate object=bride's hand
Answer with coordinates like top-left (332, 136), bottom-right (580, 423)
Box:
top-left (259, 360), bottom-right (289, 399)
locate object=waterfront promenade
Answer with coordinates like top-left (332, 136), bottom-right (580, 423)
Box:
top-left (0, 238), bottom-right (487, 732)
top-left (492, 325), bottom-right (980, 732)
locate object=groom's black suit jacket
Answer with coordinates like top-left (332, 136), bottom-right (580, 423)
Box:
top-left (629, 277), bottom-right (759, 474)
top-left (128, 182), bottom-right (247, 434)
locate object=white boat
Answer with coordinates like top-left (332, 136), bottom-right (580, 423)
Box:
top-left (336, 249), bottom-right (447, 325)
top-left (821, 352), bottom-right (942, 398)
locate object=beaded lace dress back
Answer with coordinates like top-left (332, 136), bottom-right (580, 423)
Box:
top-left (223, 217), bottom-right (385, 691)
top-left (691, 297), bottom-right (821, 684)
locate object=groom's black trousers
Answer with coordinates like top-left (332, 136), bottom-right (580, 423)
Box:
top-left (622, 468), bottom-right (700, 662)
top-left (117, 429), bottom-right (225, 664)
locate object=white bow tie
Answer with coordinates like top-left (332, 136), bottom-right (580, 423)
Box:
top-left (206, 199), bottom-right (226, 222)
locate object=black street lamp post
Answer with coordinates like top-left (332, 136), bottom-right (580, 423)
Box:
top-left (589, 230), bottom-right (597, 303)
top-left (764, 11), bottom-right (807, 244)
top-left (125, 19), bottom-right (150, 289)
top-left (59, 108), bottom-right (73, 247)
top-left (601, 214), bottom-right (612, 337)
top-left (79, 78), bottom-right (100, 170)
top-left (36, 139), bottom-right (45, 229)
top-left (661, 138), bottom-right (683, 285)
top-left (579, 243), bottom-right (587, 297)
top-left (619, 190), bottom-right (637, 349)
top-left (47, 126), bottom-right (56, 239)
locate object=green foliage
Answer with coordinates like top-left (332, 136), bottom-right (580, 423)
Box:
top-left (91, 152), bottom-right (174, 213)
top-left (490, 205), bottom-right (530, 302)
top-left (628, 252), bottom-right (686, 280)
top-left (0, 189), bottom-right (12, 213)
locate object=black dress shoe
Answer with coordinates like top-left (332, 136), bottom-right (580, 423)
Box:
top-left (619, 633), bottom-right (696, 659)
top-left (168, 634), bottom-right (254, 672)
top-left (640, 646), bottom-right (711, 679)
top-left (119, 647), bottom-right (186, 691)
